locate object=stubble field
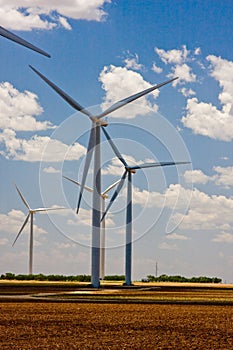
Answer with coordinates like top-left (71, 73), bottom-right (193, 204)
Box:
top-left (0, 282), bottom-right (232, 349)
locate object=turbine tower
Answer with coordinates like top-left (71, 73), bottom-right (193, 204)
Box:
top-left (29, 64), bottom-right (177, 287)
top-left (13, 184), bottom-right (64, 275)
top-left (63, 175), bottom-right (120, 280)
top-left (0, 26), bottom-right (50, 57)
top-left (101, 127), bottom-right (189, 285)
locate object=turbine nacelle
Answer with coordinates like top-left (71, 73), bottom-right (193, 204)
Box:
top-left (125, 167), bottom-right (136, 174)
top-left (94, 118), bottom-right (108, 127)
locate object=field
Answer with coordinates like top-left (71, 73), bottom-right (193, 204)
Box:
top-left (0, 282), bottom-right (233, 349)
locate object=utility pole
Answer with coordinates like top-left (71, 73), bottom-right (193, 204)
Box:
top-left (155, 261), bottom-right (158, 278)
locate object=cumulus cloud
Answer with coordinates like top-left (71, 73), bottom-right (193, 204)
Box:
top-left (43, 166), bottom-right (60, 174)
top-left (179, 87), bottom-right (195, 97)
top-left (0, 82), bottom-right (53, 131)
top-left (124, 53), bottom-right (144, 71)
top-left (166, 232), bottom-right (190, 240)
top-left (99, 65), bottom-right (160, 118)
top-left (155, 45), bottom-right (190, 65)
top-left (213, 232), bottom-right (233, 243)
top-left (159, 241), bottom-right (177, 250)
top-left (152, 63), bottom-right (163, 74)
top-left (155, 45), bottom-right (197, 86)
top-left (128, 183), bottom-right (233, 234)
top-left (182, 56), bottom-right (233, 141)
top-left (0, 129), bottom-right (86, 162)
top-left (184, 169), bottom-right (210, 185)
top-left (213, 166), bottom-right (233, 187)
top-left (0, 1), bottom-right (111, 30)
top-left (67, 208), bottom-right (114, 227)
top-left (102, 155), bottom-right (155, 176)
top-left (184, 167), bottom-right (233, 188)
top-left (170, 185), bottom-right (233, 232)
top-left (0, 209), bottom-right (46, 236)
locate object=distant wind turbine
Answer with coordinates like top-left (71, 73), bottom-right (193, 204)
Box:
top-left (0, 26), bottom-right (50, 57)
top-left (29, 63), bottom-right (177, 287)
top-left (63, 175), bottom-right (120, 280)
top-left (13, 184), bottom-right (65, 275)
top-left (101, 127), bottom-right (190, 285)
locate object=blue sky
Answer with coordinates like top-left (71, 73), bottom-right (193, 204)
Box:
top-left (0, 1), bottom-right (232, 283)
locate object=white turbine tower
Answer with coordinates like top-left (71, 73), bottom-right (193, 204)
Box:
top-left (101, 127), bottom-right (190, 285)
top-left (29, 64), bottom-right (177, 287)
top-left (13, 184), bottom-right (65, 275)
top-left (63, 175), bottom-right (120, 280)
top-left (0, 26), bottom-right (50, 57)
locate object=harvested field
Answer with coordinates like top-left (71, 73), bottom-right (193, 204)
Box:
top-left (0, 302), bottom-right (233, 349)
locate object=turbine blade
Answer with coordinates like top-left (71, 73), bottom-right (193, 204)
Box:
top-left (102, 179), bottom-right (121, 196)
top-left (63, 176), bottom-right (93, 193)
top-left (34, 207), bottom-right (66, 212)
top-left (29, 65), bottom-right (93, 119)
top-left (0, 26), bottom-right (50, 57)
top-left (15, 184), bottom-right (30, 210)
top-left (97, 77), bottom-right (178, 119)
top-left (12, 213), bottom-right (30, 246)
top-left (101, 170), bottom-right (127, 222)
top-left (77, 126), bottom-right (96, 214)
top-left (131, 161), bottom-right (190, 170)
top-left (101, 127), bottom-right (128, 167)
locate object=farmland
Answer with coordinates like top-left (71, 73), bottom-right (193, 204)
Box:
top-left (0, 282), bottom-right (232, 349)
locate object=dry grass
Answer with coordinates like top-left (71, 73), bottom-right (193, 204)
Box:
top-left (0, 302), bottom-right (232, 349)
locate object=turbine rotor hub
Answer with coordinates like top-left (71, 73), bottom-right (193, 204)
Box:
top-left (94, 118), bottom-right (108, 127)
top-left (126, 167), bottom-right (136, 174)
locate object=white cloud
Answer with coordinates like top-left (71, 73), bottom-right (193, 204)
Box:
top-left (213, 166), bottom-right (233, 187)
top-left (0, 82), bottom-right (53, 132)
top-left (67, 208), bottom-right (114, 227)
top-left (182, 97), bottom-right (233, 141)
top-left (159, 241), bottom-right (177, 250)
top-left (184, 169), bottom-right (210, 185)
top-left (0, 1), bottom-right (111, 30)
top-left (194, 47), bottom-right (201, 55)
top-left (207, 55), bottom-right (233, 106)
top-left (0, 209), bottom-right (46, 236)
top-left (152, 63), bottom-right (163, 74)
top-left (155, 45), bottom-right (189, 65)
top-left (99, 65), bottom-right (160, 118)
top-left (124, 53), bottom-right (143, 71)
top-left (168, 64), bottom-right (196, 86)
top-left (155, 46), bottom-right (196, 86)
top-left (182, 56), bottom-right (233, 141)
top-left (129, 183), bottom-right (233, 234)
top-left (0, 238), bottom-right (9, 246)
top-left (213, 232), bottom-right (233, 243)
top-left (179, 87), bottom-right (196, 97)
top-left (0, 129), bottom-right (86, 162)
top-left (170, 186), bottom-right (233, 232)
top-left (43, 166), bottom-right (60, 174)
top-left (184, 167), bottom-right (233, 188)
top-left (166, 232), bottom-right (190, 240)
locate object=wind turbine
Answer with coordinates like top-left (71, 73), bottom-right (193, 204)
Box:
top-left (13, 184), bottom-right (65, 275)
top-left (29, 64), bottom-right (177, 287)
top-left (101, 127), bottom-right (190, 285)
top-left (0, 26), bottom-right (50, 57)
top-left (63, 175), bottom-right (120, 280)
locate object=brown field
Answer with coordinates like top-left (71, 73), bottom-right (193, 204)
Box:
top-left (0, 302), bottom-right (233, 349)
top-left (0, 282), bottom-right (233, 349)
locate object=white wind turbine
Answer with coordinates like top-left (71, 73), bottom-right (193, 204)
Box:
top-left (101, 127), bottom-right (190, 285)
top-left (0, 26), bottom-right (50, 57)
top-left (12, 184), bottom-right (65, 275)
top-left (29, 64), bottom-right (177, 287)
top-left (63, 175), bottom-right (120, 280)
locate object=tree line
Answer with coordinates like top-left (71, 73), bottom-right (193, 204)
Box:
top-left (145, 274), bottom-right (222, 283)
top-left (0, 272), bottom-right (222, 283)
